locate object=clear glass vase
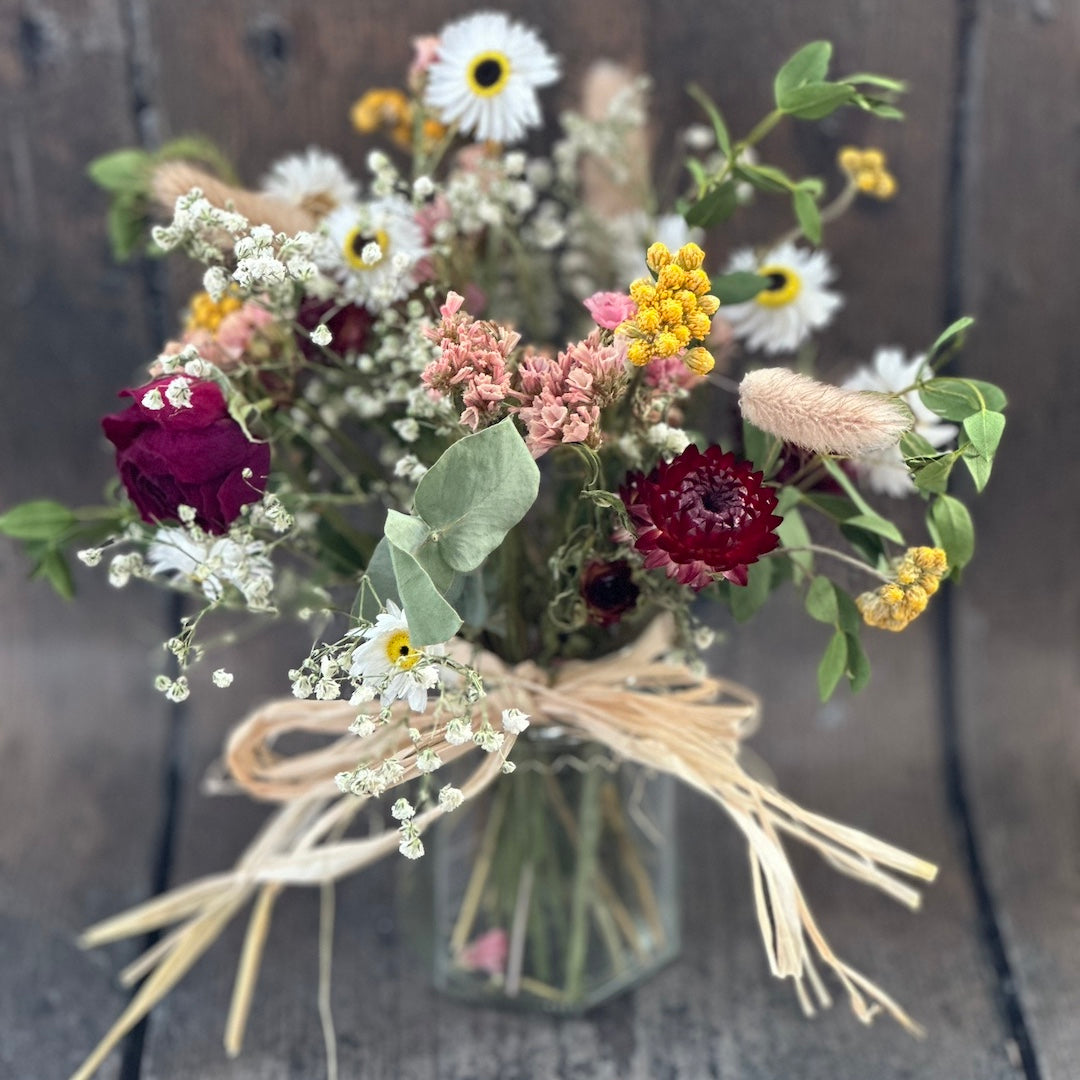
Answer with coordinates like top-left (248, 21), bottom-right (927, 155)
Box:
top-left (401, 727), bottom-right (680, 1013)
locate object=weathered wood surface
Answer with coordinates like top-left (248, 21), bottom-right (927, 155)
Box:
top-left (0, 1), bottom-right (1073, 1078)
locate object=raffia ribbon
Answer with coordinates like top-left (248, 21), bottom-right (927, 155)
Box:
top-left (72, 616), bottom-right (936, 1080)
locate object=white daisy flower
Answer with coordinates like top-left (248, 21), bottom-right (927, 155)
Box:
top-left (349, 600), bottom-right (445, 712)
top-left (260, 148), bottom-right (359, 217)
top-left (842, 347), bottom-right (959, 497)
top-left (722, 241), bottom-right (843, 355)
top-left (321, 197), bottom-right (427, 311)
top-left (424, 12), bottom-right (560, 145)
top-left (146, 527), bottom-right (274, 608)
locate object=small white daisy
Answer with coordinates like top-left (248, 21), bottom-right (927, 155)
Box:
top-left (723, 241), bottom-right (843, 355)
top-left (348, 600), bottom-right (445, 712)
top-left (260, 148), bottom-right (359, 217)
top-left (843, 347), bottom-right (959, 497)
top-left (424, 12), bottom-right (560, 145)
top-left (322, 198), bottom-right (427, 312)
top-left (146, 527), bottom-right (274, 607)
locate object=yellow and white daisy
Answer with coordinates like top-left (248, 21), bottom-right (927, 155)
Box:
top-left (322, 197), bottom-right (427, 311)
top-left (348, 601), bottom-right (444, 712)
top-left (722, 241), bottom-right (842, 355)
top-left (424, 12), bottom-right (560, 145)
top-left (842, 347), bottom-right (958, 497)
top-left (260, 148), bottom-right (359, 218)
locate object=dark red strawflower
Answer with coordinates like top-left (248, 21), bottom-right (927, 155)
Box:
top-left (296, 298), bottom-right (374, 362)
top-left (581, 559), bottom-right (640, 627)
top-left (102, 377), bottom-right (270, 535)
top-left (619, 444), bottom-right (782, 591)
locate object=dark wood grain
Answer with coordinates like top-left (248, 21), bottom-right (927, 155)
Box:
top-left (0, 2), bottom-right (171, 1078)
top-left (954, 3), bottom-right (1080, 1078)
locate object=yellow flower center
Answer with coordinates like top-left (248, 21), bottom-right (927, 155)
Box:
top-left (755, 265), bottom-right (802, 308)
top-left (384, 629), bottom-right (421, 670)
top-left (343, 226), bottom-right (390, 271)
top-left (467, 51), bottom-right (511, 97)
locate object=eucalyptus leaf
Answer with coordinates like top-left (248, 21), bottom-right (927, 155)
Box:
top-left (387, 542), bottom-right (462, 646)
top-left (928, 316), bottom-right (974, 362)
top-left (779, 82), bottom-right (856, 120)
top-left (845, 631), bottom-right (871, 692)
top-left (805, 575), bottom-right (839, 624)
top-left (961, 446), bottom-right (993, 492)
top-left (687, 83), bottom-right (732, 158)
top-left (777, 505), bottom-right (813, 577)
top-left (729, 559), bottom-right (773, 623)
top-left (384, 508), bottom-right (456, 592)
top-left (87, 149), bottom-right (149, 194)
top-left (30, 547), bottom-right (75, 601)
top-left (413, 418), bottom-right (539, 573)
top-left (840, 72), bottom-right (908, 92)
top-left (919, 377), bottom-right (999, 421)
top-left (911, 455), bottom-right (956, 494)
top-left (736, 162), bottom-right (796, 194)
top-left (820, 459), bottom-right (904, 543)
top-left (353, 539), bottom-right (398, 622)
top-left (899, 431), bottom-right (939, 460)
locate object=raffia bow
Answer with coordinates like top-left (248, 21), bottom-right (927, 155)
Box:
top-left (72, 617), bottom-right (936, 1079)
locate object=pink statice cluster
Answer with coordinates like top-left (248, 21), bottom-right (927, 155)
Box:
top-left (422, 291), bottom-right (520, 430)
top-left (512, 331), bottom-right (628, 458)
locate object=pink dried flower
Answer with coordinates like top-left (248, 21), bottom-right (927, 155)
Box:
top-left (157, 302), bottom-right (275, 373)
top-left (512, 331), bottom-right (628, 457)
top-left (584, 291), bottom-right (637, 330)
top-left (459, 928), bottom-right (508, 976)
top-left (422, 292), bottom-right (520, 430)
top-left (739, 367), bottom-right (912, 456)
top-left (409, 35), bottom-right (441, 83)
top-left (644, 356), bottom-right (703, 395)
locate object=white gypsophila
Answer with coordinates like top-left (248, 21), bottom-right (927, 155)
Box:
top-left (348, 600), bottom-right (444, 712)
top-left (260, 148), bottom-right (359, 215)
top-left (391, 797), bottom-right (415, 822)
top-left (722, 241), bottom-right (843, 355)
top-left (415, 748), bottom-right (443, 774)
top-left (146, 526), bottom-right (274, 609)
top-left (398, 823), bottom-right (425, 860)
top-left (646, 422), bottom-right (691, 458)
top-left (438, 785), bottom-right (465, 812)
top-left (425, 11), bottom-right (560, 144)
top-left (321, 198), bottom-right (427, 312)
top-left (212, 668), bottom-right (234, 688)
top-left (165, 376), bottom-right (193, 409)
top-left (501, 708), bottom-right (530, 734)
top-left (203, 265), bottom-right (230, 302)
top-left (309, 323), bottom-right (333, 347)
top-left (842, 347), bottom-right (959, 497)
top-left (609, 212), bottom-right (705, 288)
top-left (444, 717), bottom-right (473, 745)
top-left (473, 723), bottom-right (505, 753)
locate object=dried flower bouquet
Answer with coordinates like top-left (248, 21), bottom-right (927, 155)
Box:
top-left (0, 15), bottom-right (1007, 1078)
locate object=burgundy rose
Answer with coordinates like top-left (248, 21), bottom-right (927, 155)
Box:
top-left (620, 444), bottom-right (782, 591)
top-left (102, 376), bottom-right (270, 534)
top-left (581, 559), bottom-right (640, 627)
top-left (296, 298), bottom-right (374, 362)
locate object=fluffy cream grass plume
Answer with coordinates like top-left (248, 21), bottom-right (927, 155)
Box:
top-left (152, 160), bottom-right (317, 237)
top-left (739, 367), bottom-right (912, 456)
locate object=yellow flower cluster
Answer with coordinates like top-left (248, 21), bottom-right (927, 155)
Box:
top-left (618, 242), bottom-right (721, 376)
top-left (857, 547), bottom-right (948, 631)
top-left (185, 290), bottom-right (242, 334)
top-left (351, 88), bottom-right (446, 150)
top-left (838, 146), bottom-right (897, 200)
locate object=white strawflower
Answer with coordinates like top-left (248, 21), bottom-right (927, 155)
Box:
top-left (723, 241), bottom-right (842, 355)
top-left (842, 347), bottom-right (959, 497)
top-left (261, 148), bottom-right (359, 216)
top-left (146, 527), bottom-right (274, 608)
top-left (348, 600), bottom-right (445, 712)
top-left (424, 12), bottom-right (560, 145)
top-left (501, 708), bottom-right (530, 734)
top-left (322, 197), bottom-right (427, 311)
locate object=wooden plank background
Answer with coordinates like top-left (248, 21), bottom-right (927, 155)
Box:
top-left (0, 1), bottom-right (1074, 1078)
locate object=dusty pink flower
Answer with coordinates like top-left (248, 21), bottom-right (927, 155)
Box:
top-left (512, 331), bottom-right (628, 457)
top-left (158, 302), bottom-right (275, 373)
top-left (409, 35), bottom-right (441, 83)
top-left (644, 356), bottom-right (703, 395)
top-left (422, 292), bottom-right (520, 430)
top-left (584, 291), bottom-right (637, 330)
top-left (459, 928), bottom-right (508, 976)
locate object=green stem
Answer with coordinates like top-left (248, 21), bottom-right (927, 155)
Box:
top-left (563, 766), bottom-right (604, 1001)
top-left (764, 543), bottom-right (891, 582)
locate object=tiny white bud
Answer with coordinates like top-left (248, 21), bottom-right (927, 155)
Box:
top-left (212, 668), bottom-right (234, 688)
top-left (310, 323), bottom-right (333, 347)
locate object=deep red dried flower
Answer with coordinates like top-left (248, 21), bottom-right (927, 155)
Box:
top-left (581, 558), bottom-right (640, 626)
top-left (102, 377), bottom-right (270, 534)
top-left (295, 298), bottom-right (374, 362)
top-left (619, 444), bottom-right (782, 590)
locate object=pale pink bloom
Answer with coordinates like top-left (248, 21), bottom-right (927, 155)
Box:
top-left (156, 301), bottom-right (275, 374)
top-left (644, 356), bottom-right (702, 394)
top-left (584, 290), bottom-right (637, 330)
top-left (459, 928), bottom-right (508, 976)
top-left (410, 35), bottom-right (441, 82)
top-left (512, 331), bottom-right (627, 457)
top-left (422, 293), bottom-right (520, 430)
